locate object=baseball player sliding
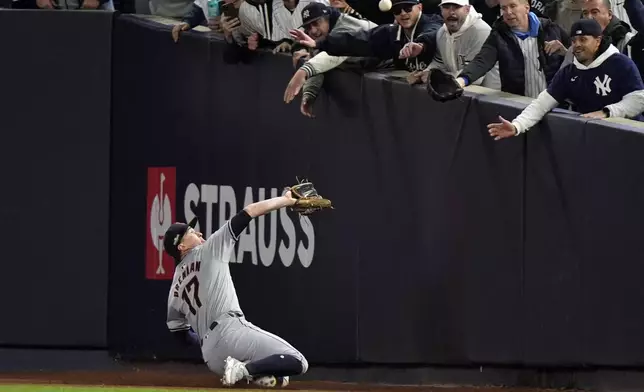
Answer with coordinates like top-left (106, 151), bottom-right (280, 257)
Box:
top-left (163, 182), bottom-right (332, 388)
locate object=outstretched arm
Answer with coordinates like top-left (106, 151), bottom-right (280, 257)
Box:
top-left (290, 25), bottom-right (392, 59)
top-left (487, 90), bottom-right (559, 140)
top-left (458, 31), bottom-right (499, 87)
top-left (244, 191), bottom-right (296, 218)
top-left (201, 192), bottom-right (296, 263)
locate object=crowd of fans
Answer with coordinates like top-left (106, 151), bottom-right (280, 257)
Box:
top-left (7, 0), bottom-right (644, 135)
top-left (170, 0), bottom-right (644, 129)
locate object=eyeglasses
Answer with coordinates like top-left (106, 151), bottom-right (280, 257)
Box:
top-left (392, 4), bottom-right (414, 15)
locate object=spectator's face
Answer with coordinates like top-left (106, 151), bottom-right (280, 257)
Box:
top-left (393, 3), bottom-right (422, 29)
top-left (582, 0), bottom-right (612, 30)
top-left (441, 4), bottom-right (470, 33)
top-left (283, 0), bottom-right (297, 10)
top-left (500, 0), bottom-right (529, 29)
top-left (571, 34), bottom-right (601, 63)
top-left (306, 18), bottom-right (331, 39)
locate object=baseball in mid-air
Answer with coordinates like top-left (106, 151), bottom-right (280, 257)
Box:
top-left (379, 0), bottom-right (392, 11)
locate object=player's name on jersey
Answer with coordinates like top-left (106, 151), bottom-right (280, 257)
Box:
top-left (172, 261), bottom-right (201, 298)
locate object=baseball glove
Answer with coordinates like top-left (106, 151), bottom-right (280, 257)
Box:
top-left (426, 68), bottom-right (463, 102)
top-left (287, 180), bottom-right (333, 216)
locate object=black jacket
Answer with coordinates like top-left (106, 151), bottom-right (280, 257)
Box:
top-left (604, 15), bottom-right (644, 80)
top-left (316, 13), bottom-right (443, 72)
top-left (459, 17), bottom-right (569, 96)
top-left (604, 16), bottom-right (633, 51)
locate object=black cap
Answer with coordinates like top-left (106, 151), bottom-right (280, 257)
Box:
top-left (392, 0), bottom-right (420, 7)
top-left (570, 19), bottom-right (603, 38)
top-left (301, 2), bottom-right (330, 27)
top-left (163, 216), bottom-right (198, 261)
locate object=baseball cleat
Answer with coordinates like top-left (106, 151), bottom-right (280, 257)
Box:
top-left (253, 375), bottom-right (290, 388)
top-left (221, 356), bottom-right (250, 386)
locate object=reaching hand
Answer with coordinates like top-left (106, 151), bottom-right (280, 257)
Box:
top-left (289, 29), bottom-right (317, 48)
top-left (36, 0), bottom-right (55, 8)
top-left (544, 40), bottom-right (567, 56)
top-left (172, 23), bottom-right (190, 43)
top-left (81, 0), bottom-right (99, 8)
top-left (248, 33), bottom-right (260, 50)
top-left (284, 69), bottom-right (307, 103)
top-left (487, 115), bottom-right (518, 140)
top-left (300, 96), bottom-right (315, 118)
top-left (406, 70), bottom-right (424, 85)
top-left (292, 49), bottom-right (311, 69)
top-left (399, 42), bottom-right (424, 59)
top-left (273, 41), bottom-right (293, 54)
top-left (420, 69), bottom-right (429, 84)
top-left (581, 110), bottom-right (607, 119)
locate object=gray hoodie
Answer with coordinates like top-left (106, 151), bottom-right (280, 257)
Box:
top-left (428, 6), bottom-right (501, 90)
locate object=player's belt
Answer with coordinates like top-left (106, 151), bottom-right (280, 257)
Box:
top-left (201, 311), bottom-right (244, 346)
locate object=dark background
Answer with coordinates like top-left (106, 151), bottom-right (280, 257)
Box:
top-left (4, 10), bottom-right (644, 375)
top-left (0, 10), bottom-right (112, 348)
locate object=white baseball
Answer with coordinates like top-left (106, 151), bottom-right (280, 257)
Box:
top-left (379, 0), bottom-right (392, 11)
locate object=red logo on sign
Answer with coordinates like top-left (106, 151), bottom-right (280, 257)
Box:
top-left (146, 167), bottom-right (176, 280)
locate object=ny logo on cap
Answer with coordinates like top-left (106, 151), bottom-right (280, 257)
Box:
top-left (576, 30), bottom-right (582, 34)
top-left (303, 9), bottom-right (310, 18)
top-left (173, 234), bottom-right (181, 246)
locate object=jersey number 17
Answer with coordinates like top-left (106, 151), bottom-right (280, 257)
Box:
top-left (182, 276), bottom-right (202, 315)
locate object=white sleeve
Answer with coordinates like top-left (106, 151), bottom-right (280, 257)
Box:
top-left (605, 90), bottom-right (644, 118)
top-left (238, 3), bottom-right (265, 36)
top-left (511, 90), bottom-right (560, 135)
top-left (300, 51), bottom-right (349, 77)
top-left (201, 220), bottom-right (238, 263)
top-left (358, 19), bottom-right (378, 30)
top-left (271, 1), bottom-right (292, 41)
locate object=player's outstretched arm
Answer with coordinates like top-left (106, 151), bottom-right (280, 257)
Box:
top-left (244, 191), bottom-right (296, 218)
top-left (202, 192), bottom-right (298, 263)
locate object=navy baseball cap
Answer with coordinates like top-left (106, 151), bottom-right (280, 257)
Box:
top-left (392, 0), bottom-right (420, 7)
top-left (301, 2), bottom-right (330, 27)
top-left (570, 19), bottom-right (603, 38)
top-left (163, 216), bottom-right (198, 261)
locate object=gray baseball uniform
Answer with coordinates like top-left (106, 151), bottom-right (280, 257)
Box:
top-left (166, 217), bottom-right (307, 376)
